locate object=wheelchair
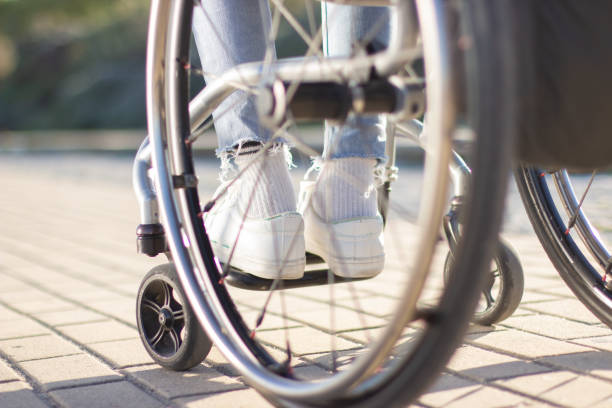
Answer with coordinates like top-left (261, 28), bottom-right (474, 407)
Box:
top-left (132, 1), bottom-right (523, 406)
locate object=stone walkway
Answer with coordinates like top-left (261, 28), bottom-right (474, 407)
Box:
top-left (0, 152), bottom-right (610, 408)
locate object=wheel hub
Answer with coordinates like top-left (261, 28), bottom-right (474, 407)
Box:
top-left (158, 308), bottom-right (174, 328)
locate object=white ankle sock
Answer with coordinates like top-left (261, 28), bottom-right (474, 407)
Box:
top-left (312, 157), bottom-right (378, 222)
top-left (233, 144), bottom-right (296, 218)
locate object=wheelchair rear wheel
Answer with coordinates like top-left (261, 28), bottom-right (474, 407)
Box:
top-left (144, 0), bottom-right (519, 405)
top-left (515, 167), bottom-right (612, 328)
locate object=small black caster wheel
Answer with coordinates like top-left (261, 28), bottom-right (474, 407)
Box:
top-left (444, 241), bottom-right (524, 325)
top-left (137, 263), bottom-right (212, 371)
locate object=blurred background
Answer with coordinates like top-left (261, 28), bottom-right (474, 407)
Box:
top-left (0, 0), bottom-right (149, 130)
top-left (0, 0), bottom-right (310, 132)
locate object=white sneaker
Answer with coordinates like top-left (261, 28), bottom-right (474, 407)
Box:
top-left (299, 180), bottom-right (385, 278)
top-left (204, 182), bottom-right (306, 280)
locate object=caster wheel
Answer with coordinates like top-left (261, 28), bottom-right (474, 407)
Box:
top-left (445, 241), bottom-right (524, 325)
top-left (136, 263), bottom-right (212, 370)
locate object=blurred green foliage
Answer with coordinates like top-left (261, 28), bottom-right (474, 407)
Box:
top-left (0, 0), bottom-right (150, 129)
top-left (0, 0), bottom-right (313, 130)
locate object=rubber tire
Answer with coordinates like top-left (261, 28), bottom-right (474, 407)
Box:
top-left (444, 242), bottom-right (524, 325)
top-left (136, 263), bottom-right (213, 371)
top-left (515, 166), bottom-right (612, 328)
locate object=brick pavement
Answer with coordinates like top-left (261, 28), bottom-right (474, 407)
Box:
top-left (0, 152), bottom-right (610, 408)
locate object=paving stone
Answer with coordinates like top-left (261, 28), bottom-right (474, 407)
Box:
top-left (9, 298), bottom-right (77, 315)
top-left (286, 307), bottom-right (387, 333)
top-left (0, 274), bottom-right (29, 294)
top-left (33, 308), bottom-right (107, 327)
top-left (0, 288), bottom-right (50, 304)
top-left (522, 266), bottom-right (562, 280)
top-left (522, 298), bottom-right (604, 325)
top-left (19, 354), bottom-right (122, 391)
top-left (572, 335), bottom-right (612, 352)
top-left (175, 388), bottom-right (272, 408)
top-left (298, 348), bottom-right (366, 372)
top-left (499, 306), bottom-right (533, 318)
top-left (108, 281), bottom-right (141, 297)
top-left (86, 298), bottom-right (136, 326)
top-left (338, 326), bottom-right (388, 344)
top-left (291, 359), bottom-right (331, 381)
top-left (500, 314), bottom-right (611, 340)
top-left (350, 326), bottom-right (422, 351)
top-left (87, 338), bottom-right (153, 368)
top-left (208, 343), bottom-right (290, 376)
top-left (340, 278), bottom-right (407, 299)
top-left (418, 373), bottom-right (481, 407)
top-left (519, 290), bottom-right (559, 304)
top-left (62, 288), bottom-right (127, 304)
top-left (443, 384), bottom-right (531, 408)
top-left (494, 370), bottom-right (578, 399)
top-left (0, 359), bottom-right (19, 382)
top-left (57, 320), bottom-right (138, 344)
top-left (0, 318), bottom-right (50, 340)
top-left (125, 364), bottom-right (245, 399)
top-left (464, 324), bottom-right (498, 335)
top-left (591, 396), bottom-right (612, 408)
top-left (254, 327), bottom-right (361, 356)
top-left (237, 309), bottom-right (304, 332)
top-left (0, 381), bottom-right (49, 408)
top-left (285, 284), bottom-right (356, 300)
top-left (538, 374), bottom-right (612, 407)
top-left (0, 334), bottom-right (82, 362)
top-left (50, 380), bottom-right (165, 408)
top-left (240, 295), bottom-right (329, 316)
top-left (522, 276), bottom-right (563, 291)
top-left (537, 350), bottom-right (612, 380)
top-left (447, 345), bottom-right (551, 381)
top-left (0, 304), bottom-right (23, 322)
top-left (42, 280), bottom-right (113, 296)
top-left (2, 153), bottom-right (611, 408)
top-left (466, 329), bottom-right (594, 359)
top-left (203, 347), bottom-right (241, 377)
top-left (534, 285), bottom-right (576, 299)
top-left (334, 295), bottom-right (399, 318)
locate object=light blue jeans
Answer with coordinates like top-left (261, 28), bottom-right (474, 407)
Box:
top-left (192, 1), bottom-right (389, 161)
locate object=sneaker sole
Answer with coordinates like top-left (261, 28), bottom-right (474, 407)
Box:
top-left (306, 238), bottom-right (384, 278)
top-left (210, 240), bottom-right (305, 280)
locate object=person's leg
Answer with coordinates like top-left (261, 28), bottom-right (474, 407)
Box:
top-left (302, 4), bottom-right (390, 278)
top-left (314, 4), bottom-right (390, 222)
top-left (192, 0), bottom-right (295, 218)
top-left (192, 1), bottom-right (304, 279)
top-left (192, 0), bottom-right (272, 154)
top-left (321, 3), bottom-right (390, 163)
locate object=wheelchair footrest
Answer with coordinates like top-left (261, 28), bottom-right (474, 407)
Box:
top-left (224, 268), bottom-right (368, 291)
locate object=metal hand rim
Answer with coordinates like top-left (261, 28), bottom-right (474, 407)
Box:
top-left (147, 0), bottom-right (455, 401)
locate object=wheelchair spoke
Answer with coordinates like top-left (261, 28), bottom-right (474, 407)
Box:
top-left (269, 0), bottom-right (325, 60)
top-left (161, 282), bottom-right (172, 308)
top-left (565, 170), bottom-right (597, 235)
top-left (142, 298), bottom-right (162, 315)
top-left (173, 309), bottom-right (185, 322)
top-left (168, 328), bottom-right (182, 353)
top-left (149, 326), bottom-right (165, 349)
top-left (482, 288), bottom-right (495, 308)
top-left (304, 0), bottom-right (317, 38)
